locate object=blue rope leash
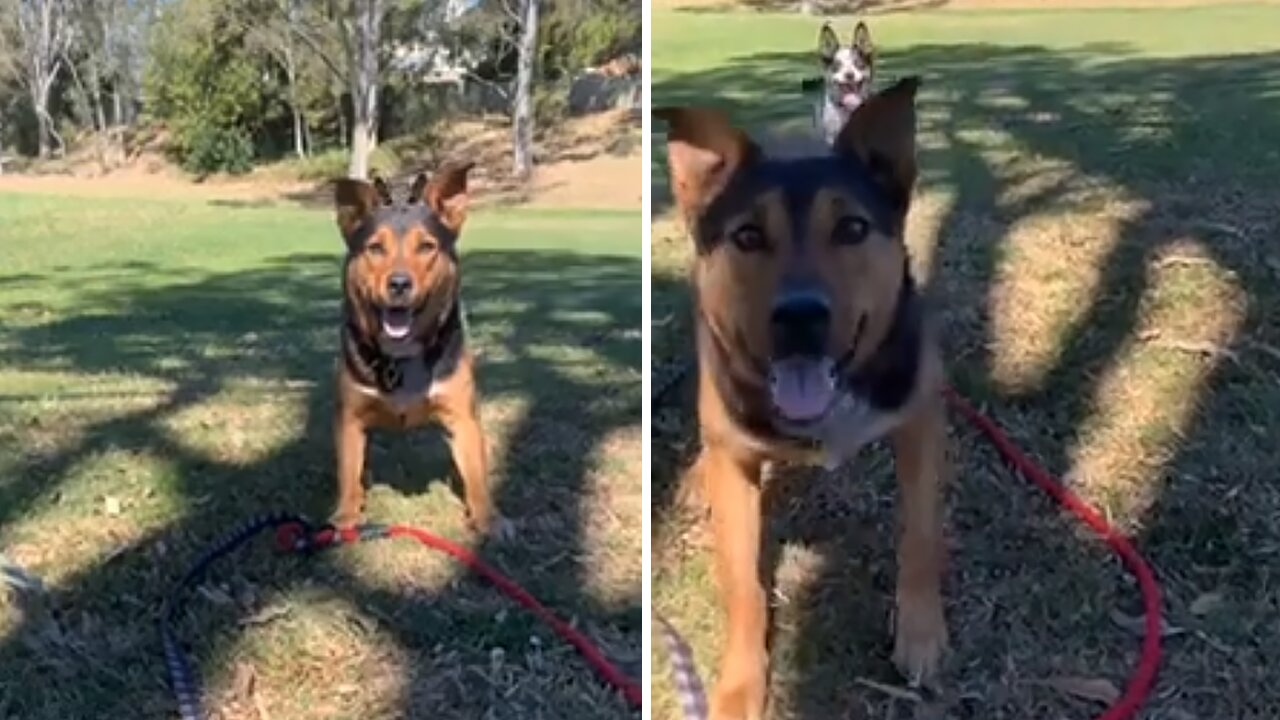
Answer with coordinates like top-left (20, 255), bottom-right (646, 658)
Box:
top-left (160, 514), bottom-right (641, 717)
top-left (159, 511), bottom-right (339, 720)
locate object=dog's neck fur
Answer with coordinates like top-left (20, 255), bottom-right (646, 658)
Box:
top-left (815, 93), bottom-right (853, 147)
top-left (342, 297), bottom-right (465, 403)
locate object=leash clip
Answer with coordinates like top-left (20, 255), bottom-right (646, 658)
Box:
top-left (354, 523), bottom-right (390, 541)
top-left (274, 521), bottom-right (336, 554)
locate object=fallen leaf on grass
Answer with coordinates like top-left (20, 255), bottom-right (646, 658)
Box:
top-left (198, 585), bottom-right (235, 605)
top-left (238, 604), bottom-right (291, 627)
top-left (230, 662), bottom-right (271, 720)
top-left (1109, 608), bottom-right (1185, 638)
top-left (0, 554), bottom-right (45, 595)
top-left (853, 677), bottom-right (922, 703)
top-left (1190, 591), bottom-right (1224, 616)
top-left (1031, 676), bottom-right (1121, 704)
top-left (232, 662), bottom-right (257, 704)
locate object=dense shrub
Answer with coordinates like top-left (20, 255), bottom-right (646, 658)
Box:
top-left (182, 123), bottom-right (254, 174)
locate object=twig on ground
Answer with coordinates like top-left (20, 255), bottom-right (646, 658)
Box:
top-left (1137, 330), bottom-right (1240, 364)
top-left (1154, 254), bottom-right (1217, 270)
top-left (854, 677), bottom-right (923, 703)
top-left (1191, 220), bottom-right (1250, 241)
top-left (1244, 339), bottom-right (1280, 364)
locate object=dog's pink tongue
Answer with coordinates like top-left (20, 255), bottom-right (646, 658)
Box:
top-left (382, 310), bottom-right (412, 340)
top-left (770, 359), bottom-right (836, 422)
top-left (840, 92), bottom-right (864, 110)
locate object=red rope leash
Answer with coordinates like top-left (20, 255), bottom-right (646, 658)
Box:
top-left (658, 387), bottom-right (1164, 720)
top-left (287, 523), bottom-right (643, 710)
top-left (385, 525), bottom-right (644, 709)
top-left (942, 385), bottom-right (1162, 720)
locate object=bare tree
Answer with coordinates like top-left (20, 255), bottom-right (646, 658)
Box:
top-left (245, 0), bottom-right (310, 158)
top-left (511, 0), bottom-right (537, 180)
top-left (336, 0), bottom-right (384, 178)
top-left (282, 0), bottom-right (308, 158)
top-left (1, 0), bottom-right (75, 157)
top-left (292, 0), bottom-right (387, 178)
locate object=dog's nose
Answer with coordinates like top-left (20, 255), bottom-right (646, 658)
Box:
top-left (771, 294), bottom-right (831, 358)
top-left (387, 271), bottom-right (414, 300)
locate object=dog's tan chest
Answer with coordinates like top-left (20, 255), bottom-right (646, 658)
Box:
top-left (338, 362), bottom-right (442, 430)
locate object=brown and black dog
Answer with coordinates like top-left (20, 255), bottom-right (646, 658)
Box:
top-left (657, 76), bottom-right (950, 719)
top-left (329, 163), bottom-right (498, 535)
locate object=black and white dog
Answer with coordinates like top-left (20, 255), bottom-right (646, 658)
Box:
top-left (813, 21), bottom-right (876, 146)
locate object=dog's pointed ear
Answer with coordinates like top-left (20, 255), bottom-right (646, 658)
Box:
top-left (835, 76), bottom-right (920, 212)
top-left (852, 21), bottom-right (873, 56)
top-left (422, 160), bottom-right (475, 232)
top-left (371, 176), bottom-right (394, 206)
top-left (409, 172), bottom-right (429, 204)
top-left (655, 106), bottom-right (758, 224)
top-left (334, 178), bottom-right (380, 245)
top-left (819, 22), bottom-right (840, 64)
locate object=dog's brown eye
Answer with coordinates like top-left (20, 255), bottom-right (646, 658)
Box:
top-left (730, 224), bottom-right (768, 253)
top-left (417, 241), bottom-right (436, 256)
top-left (366, 242), bottom-right (387, 257)
top-left (832, 216), bottom-right (870, 246)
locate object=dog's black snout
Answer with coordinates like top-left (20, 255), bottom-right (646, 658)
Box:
top-left (387, 271), bottom-right (414, 299)
top-left (771, 295), bottom-right (831, 358)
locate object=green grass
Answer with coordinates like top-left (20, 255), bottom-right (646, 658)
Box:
top-left (0, 191), bottom-right (641, 719)
top-left (652, 4), bottom-right (1280, 719)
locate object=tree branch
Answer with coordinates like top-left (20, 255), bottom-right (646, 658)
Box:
top-left (290, 24), bottom-right (348, 83)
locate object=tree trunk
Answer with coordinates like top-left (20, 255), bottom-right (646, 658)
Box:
top-left (34, 110), bottom-right (52, 158)
top-left (301, 115), bottom-right (312, 156)
top-left (349, 117), bottom-right (374, 179)
top-left (283, 1), bottom-right (306, 158)
top-left (31, 78), bottom-right (56, 158)
top-left (345, 0), bottom-right (382, 179)
top-left (512, 0), bottom-right (538, 181)
top-left (18, 0), bottom-right (71, 159)
top-left (86, 58), bottom-right (107, 134)
top-left (292, 105), bottom-right (307, 158)
top-left (285, 55), bottom-right (306, 158)
top-left (336, 93), bottom-right (348, 149)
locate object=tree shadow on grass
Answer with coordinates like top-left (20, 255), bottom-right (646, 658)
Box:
top-left (0, 245), bottom-right (641, 718)
top-left (651, 41), bottom-right (1280, 719)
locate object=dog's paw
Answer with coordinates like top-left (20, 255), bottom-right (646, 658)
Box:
top-left (330, 507), bottom-right (363, 530)
top-left (468, 511), bottom-right (516, 542)
top-left (892, 593), bottom-right (948, 689)
top-left (488, 514), bottom-right (516, 542)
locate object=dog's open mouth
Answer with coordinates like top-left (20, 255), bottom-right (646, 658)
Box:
top-left (380, 307), bottom-right (415, 340)
top-left (769, 356), bottom-right (839, 424)
top-left (837, 81), bottom-right (867, 109)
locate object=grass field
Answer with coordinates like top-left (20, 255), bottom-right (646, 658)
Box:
top-left (0, 191), bottom-right (641, 718)
top-left (651, 3), bottom-right (1280, 719)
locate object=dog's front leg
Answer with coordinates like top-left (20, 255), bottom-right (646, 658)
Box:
top-left (703, 444), bottom-right (768, 720)
top-left (333, 401), bottom-right (368, 529)
top-left (889, 393), bottom-right (950, 686)
top-left (442, 405), bottom-right (494, 535)
top-left (434, 367), bottom-right (497, 536)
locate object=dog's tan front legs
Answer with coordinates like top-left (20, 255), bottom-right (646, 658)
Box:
top-left (889, 395), bottom-right (950, 686)
top-left (333, 405), bottom-right (368, 529)
top-left (435, 383), bottom-right (496, 536)
top-left (703, 445), bottom-right (768, 720)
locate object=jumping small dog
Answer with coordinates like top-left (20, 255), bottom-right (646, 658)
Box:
top-left (329, 164), bottom-right (499, 535)
top-left (657, 75), bottom-right (949, 720)
top-left (814, 21), bottom-right (876, 146)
